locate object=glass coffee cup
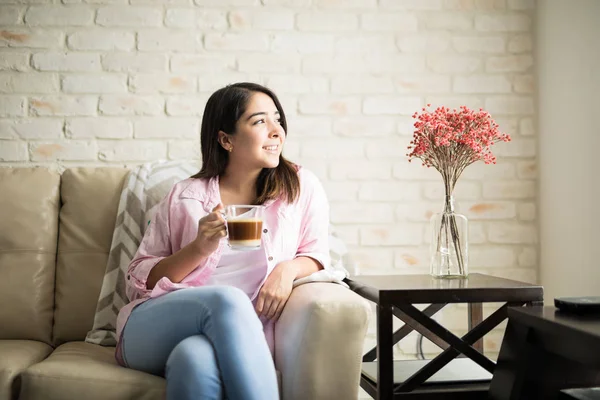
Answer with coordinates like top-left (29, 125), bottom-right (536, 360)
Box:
top-left (223, 205), bottom-right (265, 250)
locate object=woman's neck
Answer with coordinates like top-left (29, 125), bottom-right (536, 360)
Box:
top-left (219, 165), bottom-right (262, 205)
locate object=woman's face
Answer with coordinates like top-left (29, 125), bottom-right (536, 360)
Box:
top-left (225, 92), bottom-right (285, 170)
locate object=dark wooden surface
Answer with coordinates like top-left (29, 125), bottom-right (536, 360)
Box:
top-left (347, 273), bottom-right (544, 304)
top-left (508, 306), bottom-right (600, 342)
top-left (560, 388), bottom-right (600, 400)
top-left (361, 374), bottom-right (490, 400)
top-left (489, 306), bottom-right (600, 400)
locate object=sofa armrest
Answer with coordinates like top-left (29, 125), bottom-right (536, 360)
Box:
top-left (275, 282), bottom-right (371, 400)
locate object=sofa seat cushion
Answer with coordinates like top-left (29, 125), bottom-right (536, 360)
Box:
top-left (0, 340), bottom-right (53, 400)
top-left (19, 342), bottom-right (164, 400)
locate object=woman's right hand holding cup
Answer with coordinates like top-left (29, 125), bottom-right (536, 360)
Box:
top-left (193, 204), bottom-right (226, 259)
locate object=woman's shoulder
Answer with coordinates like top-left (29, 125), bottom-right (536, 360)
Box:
top-left (296, 166), bottom-right (322, 188)
top-left (294, 166), bottom-right (327, 203)
top-left (168, 176), bottom-right (215, 203)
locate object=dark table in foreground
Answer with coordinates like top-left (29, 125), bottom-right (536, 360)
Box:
top-left (346, 273), bottom-right (544, 400)
top-left (560, 388), bottom-right (600, 400)
top-left (489, 306), bottom-right (600, 400)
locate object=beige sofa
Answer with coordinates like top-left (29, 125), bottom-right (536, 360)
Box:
top-left (0, 167), bottom-right (371, 400)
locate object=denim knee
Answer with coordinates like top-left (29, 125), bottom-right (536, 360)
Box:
top-left (204, 287), bottom-right (260, 327)
top-left (208, 286), bottom-right (252, 310)
top-left (169, 286), bottom-right (260, 333)
top-left (166, 335), bottom-right (217, 375)
top-left (165, 336), bottom-right (224, 400)
top-left (179, 286), bottom-right (250, 311)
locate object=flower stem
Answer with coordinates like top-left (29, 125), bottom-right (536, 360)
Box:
top-left (436, 195), bottom-right (465, 276)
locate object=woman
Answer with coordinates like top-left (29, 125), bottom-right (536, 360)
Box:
top-left (115, 82), bottom-right (331, 400)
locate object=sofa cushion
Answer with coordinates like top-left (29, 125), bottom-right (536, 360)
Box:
top-left (0, 168), bottom-right (59, 344)
top-left (53, 168), bottom-right (129, 346)
top-left (0, 340), bottom-right (53, 400)
top-left (86, 161), bottom-right (201, 346)
top-left (19, 342), bottom-right (165, 400)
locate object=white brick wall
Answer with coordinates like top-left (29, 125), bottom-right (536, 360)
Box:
top-left (0, 0), bottom-right (537, 370)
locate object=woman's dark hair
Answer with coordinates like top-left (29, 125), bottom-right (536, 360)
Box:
top-left (192, 82), bottom-right (300, 204)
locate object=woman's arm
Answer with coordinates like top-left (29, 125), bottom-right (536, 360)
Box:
top-left (126, 189), bottom-right (177, 300)
top-left (146, 204), bottom-right (226, 289)
top-left (127, 187), bottom-right (225, 299)
top-left (294, 169), bottom-right (331, 270)
top-left (256, 169), bottom-right (330, 320)
top-left (146, 241), bottom-right (207, 289)
top-left (281, 256), bottom-right (322, 280)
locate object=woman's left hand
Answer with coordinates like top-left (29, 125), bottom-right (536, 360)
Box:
top-left (256, 261), bottom-right (297, 321)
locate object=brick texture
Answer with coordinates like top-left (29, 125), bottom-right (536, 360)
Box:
top-left (0, 0), bottom-right (537, 368)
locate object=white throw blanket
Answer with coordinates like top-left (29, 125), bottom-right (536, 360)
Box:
top-left (85, 160), bottom-right (349, 347)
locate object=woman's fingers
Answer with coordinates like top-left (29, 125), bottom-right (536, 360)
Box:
top-left (201, 219), bottom-right (225, 231)
top-left (201, 222), bottom-right (225, 236)
top-left (203, 211), bottom-right (225, 224)
top-left (264, 300), bottom-right (279, 320)
top-left (209, 227), bottom-right (227, 240)
top-left (259, 291), bottom-right (283, 320)
top-left (255, 292), bottom-right (266, 316)
top-left (198, 211), bottom-right (226, 232)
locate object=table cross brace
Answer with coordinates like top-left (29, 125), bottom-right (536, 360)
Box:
top-left (395, 302), bottom-right (526, 393)
top-left (363, 303), bottom-right (447, 362)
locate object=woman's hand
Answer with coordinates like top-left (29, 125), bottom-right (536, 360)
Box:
top-left (256, 261), bottom-right (298, 321)
top-left (192, 204), bottom-right (226, 259)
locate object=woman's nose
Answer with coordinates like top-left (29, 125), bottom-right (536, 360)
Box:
top-left (268, 122), bottom-right (282, 137)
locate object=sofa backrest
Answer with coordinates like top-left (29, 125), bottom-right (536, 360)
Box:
top-left (52, 167), bottom-right (128, 346)
top-left (0, 168), bottom-right (60, 344)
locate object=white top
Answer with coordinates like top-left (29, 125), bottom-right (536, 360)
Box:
top-left (206, 245), bottom-right (268, 300)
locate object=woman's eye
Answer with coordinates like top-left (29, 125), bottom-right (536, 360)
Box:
top-left (253, 119), bottom-right (265, 125)
top-left (275, 119), bottom-right (281, 124)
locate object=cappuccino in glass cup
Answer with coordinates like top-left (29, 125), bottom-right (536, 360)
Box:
top-left (223, 205), bottom-right (265, 250)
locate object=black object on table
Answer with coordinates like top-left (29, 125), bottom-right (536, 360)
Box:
top-left (489, 306), bottom-right (600, 400)
top-left (346, 273), bottom-right (544, 400)
top-left (554, 296), bottom-right (600, 314)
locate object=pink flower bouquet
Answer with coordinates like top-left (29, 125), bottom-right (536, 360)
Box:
top-left (407, 105), bottom-right (511, 277)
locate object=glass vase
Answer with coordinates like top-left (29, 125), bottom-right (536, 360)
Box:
top-left (430, 196), bottom-right (469, 278)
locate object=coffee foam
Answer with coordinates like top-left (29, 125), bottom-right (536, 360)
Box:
top-left (227, 218), bottom-right (262, 223)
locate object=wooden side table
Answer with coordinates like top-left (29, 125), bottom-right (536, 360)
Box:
top-left (346, 273), bottom-right (543, 400)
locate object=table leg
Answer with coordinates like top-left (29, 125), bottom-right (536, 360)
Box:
top-left (488, 319), bottom-right (533, 400)
top-left (377, 303), bottom-right (394, 400)
top-left (468, 303), bottom-right (484, 353)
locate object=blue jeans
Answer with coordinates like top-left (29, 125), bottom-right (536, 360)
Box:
top-left (121, 286), bottom-right (279, 400)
